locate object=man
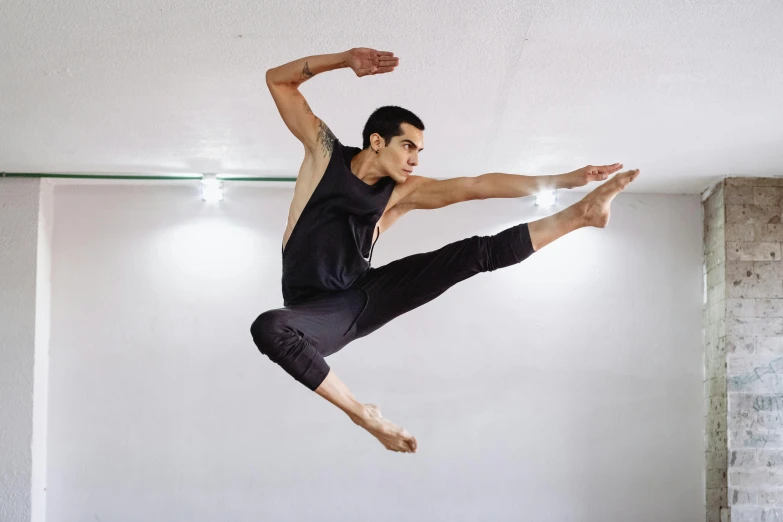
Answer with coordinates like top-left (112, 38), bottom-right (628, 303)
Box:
top-left (252, 47), bottom-right (639, 454)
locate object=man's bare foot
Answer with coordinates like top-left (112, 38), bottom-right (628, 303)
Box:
top-left (356, 404), bottom-right (418, 453)
top-left (580, 169), bottom-right (640, 228)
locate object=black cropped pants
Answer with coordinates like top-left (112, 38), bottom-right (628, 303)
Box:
top-left (250, 222), bottom-right (536, 391)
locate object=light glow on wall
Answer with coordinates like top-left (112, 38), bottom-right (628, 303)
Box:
top-left (535, 190), bottom-right (557, 207)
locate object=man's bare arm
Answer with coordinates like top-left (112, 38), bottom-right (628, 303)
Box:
top-left (395, 174), bottom-right (557, 211)
top-left (398, 164), bottom-right (624, 210)
top-left (472, 164), bottom-right (623, 199)
top-left (267, 52), bottom-right (356, 90)
top-left (265, 52), bottom-right (348, 154)
top-left (266, 49), bottom-right (399, 154)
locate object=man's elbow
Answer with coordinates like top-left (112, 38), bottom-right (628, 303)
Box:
top-left (268, 67), bottom-right (307, 89)
top-left (265, 68), bottom-right (278, 87)
top-left (265, 68), bottom-right (289, 88)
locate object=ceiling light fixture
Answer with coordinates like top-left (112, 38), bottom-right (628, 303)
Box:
top-left (201, 174), bottom-right (223, 202)
top-left (535, 190), bottom-right (557, 207)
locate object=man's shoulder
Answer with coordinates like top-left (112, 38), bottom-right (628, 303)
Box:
top-left (389, 175), bottom-right (432, 207)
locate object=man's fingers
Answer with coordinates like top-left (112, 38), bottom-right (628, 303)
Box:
top-left (377, 51), bottom-right (395, 57)
top-left (358, 54), bottom-right (398, 76)
top-left (594, 163), bottom-right (622, 174)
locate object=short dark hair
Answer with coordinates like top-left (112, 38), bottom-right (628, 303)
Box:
top-left (362, 106), bottom-right (425, 149)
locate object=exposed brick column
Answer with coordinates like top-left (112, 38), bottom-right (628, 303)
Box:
top-left (705, 178), bottom-right (783, 522)
top-left (704, 180), bottom-right (728, 522)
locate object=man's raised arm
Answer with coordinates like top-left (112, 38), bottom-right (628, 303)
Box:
top-left (266, 48), bottom-right (399, 154)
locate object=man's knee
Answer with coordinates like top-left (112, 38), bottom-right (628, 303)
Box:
top-left (250, 310), bottom-right (288, 360)
top-left (250, 309), bottom-right (329, 391)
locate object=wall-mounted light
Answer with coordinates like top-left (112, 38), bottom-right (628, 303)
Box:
top-left (535, 190), bottom-right (557, 207)
top-left (201, 174), bottom-right (223, 202)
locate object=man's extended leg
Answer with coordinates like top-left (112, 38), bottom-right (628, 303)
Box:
top-left (528, 169), bottom-right (640, 250)
top-left (352, 170), bottom-right (642, 340)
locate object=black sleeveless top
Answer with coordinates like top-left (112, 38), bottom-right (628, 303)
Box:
top-left (281, 139), bottom-right (396, 306)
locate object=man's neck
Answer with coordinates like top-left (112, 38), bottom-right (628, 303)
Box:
top-left (350, 149), bottom-right (386, 186)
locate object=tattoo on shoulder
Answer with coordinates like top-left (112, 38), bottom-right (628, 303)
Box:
top-left (303, 99), bottom-right (313, 115)
top-left (300, 62), bottom-right (313, 81)
top-left (317, 120), bottom-right (336, 158)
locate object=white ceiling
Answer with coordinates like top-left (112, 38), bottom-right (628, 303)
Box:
top-left (1, 0), bottom-right (782, 194)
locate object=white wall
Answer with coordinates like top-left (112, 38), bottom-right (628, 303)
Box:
top-left (0, 178), bottom-right (51, 522)
top-left (46, 182), bottom-right (705, 522)
top-left (32, 180), bottom-right (53, 522)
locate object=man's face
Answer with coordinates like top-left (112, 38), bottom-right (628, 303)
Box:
top-left (379, 123), bottom-right (424, 183)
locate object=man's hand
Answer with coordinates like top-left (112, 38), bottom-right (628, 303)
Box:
top-left (563, 163), bottom-right (624, 189)
top-left (347, 47), bottom-right (399, 77)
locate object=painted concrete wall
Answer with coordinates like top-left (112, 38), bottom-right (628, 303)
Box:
top-left (0, 178), bottom-right (51, 522)
top-left (45, 183), bottom-right (704, 521)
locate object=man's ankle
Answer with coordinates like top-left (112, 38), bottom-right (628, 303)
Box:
top-left (347, 402), bottom-right (371, 426)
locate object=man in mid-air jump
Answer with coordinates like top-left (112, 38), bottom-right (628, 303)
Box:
top-left (251, 47), bottom-right (639, 453)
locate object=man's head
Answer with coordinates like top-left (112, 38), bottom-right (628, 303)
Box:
top-left (362, 106), bottom-right (424, 183)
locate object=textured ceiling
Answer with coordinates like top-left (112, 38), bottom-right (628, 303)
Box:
top-left (1, 0), bottom-right (782, 194)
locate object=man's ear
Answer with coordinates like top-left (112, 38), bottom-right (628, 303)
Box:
top-left (371, 133), bottom-right (384, 151)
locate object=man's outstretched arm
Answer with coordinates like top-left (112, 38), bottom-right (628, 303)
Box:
top-left (266, 49), bottom-right (399, 154)
top-left (398, 164), bottom-right (624, 210)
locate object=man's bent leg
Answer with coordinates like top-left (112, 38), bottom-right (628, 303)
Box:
top-left (250, 290), bottom-right (417, 453)
top-left (315, 369), bottom-right (418, 453)
top-left (250, 309), bottom-right (329, 391)
top-left (250, 288), bottom-right (367, 390)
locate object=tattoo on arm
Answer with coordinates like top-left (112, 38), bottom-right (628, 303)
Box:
top-left (300, 61), bottom-right (314, 81)
top-left (317, 120), bottom-right (336, 158)
top-left (303, 99), bottom-right (313, 115)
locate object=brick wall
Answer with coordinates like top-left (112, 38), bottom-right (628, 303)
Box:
top-left (704, 178), bottom-right (783, 522)
top-left (705, 180), bottom-right (729, 522)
